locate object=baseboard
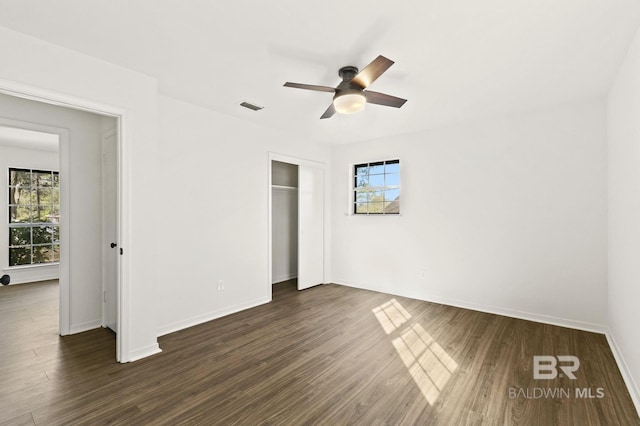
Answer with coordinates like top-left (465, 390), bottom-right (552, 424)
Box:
top-left (126, 343), bottom-right (162, 363)
top-left (5, 273), bottom-right (59, 285)
top-left (605, 330), bottom-right (640, 416)
top-left (272, 273), bottom-right (297, 284)
top-left (69, 319), bottom-right (101, 334)
top-left (157, 296), bottom-right (271, 337)
top-left (333, 280), bottom-right (607, 334)
top-left (424, 293), bottom-right (607, 334)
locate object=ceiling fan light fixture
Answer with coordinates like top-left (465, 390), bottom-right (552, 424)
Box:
top-left (333, 92), bottom-right (366, 115)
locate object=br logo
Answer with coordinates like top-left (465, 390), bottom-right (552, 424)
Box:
top-left (533, 355), bottom-right (580, 380)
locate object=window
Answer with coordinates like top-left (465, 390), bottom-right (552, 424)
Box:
top-left (354, 159), bottom-right (400, 215)
top-left (8, 168), bottom-right (60, 266)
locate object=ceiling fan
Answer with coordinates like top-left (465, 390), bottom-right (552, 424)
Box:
top-left (284, 55), bottom-right (407, 119)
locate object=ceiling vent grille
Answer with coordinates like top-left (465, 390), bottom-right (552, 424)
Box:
top-left (240, 101), bottom-right (263, 111)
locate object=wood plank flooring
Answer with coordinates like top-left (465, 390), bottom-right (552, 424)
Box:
top-left (0, 280), bottom-right (637, 425)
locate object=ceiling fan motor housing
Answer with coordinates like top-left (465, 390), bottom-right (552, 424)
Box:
top-left (338, 66), bottom-right (359, 81)
top-left (336, 66), bottom-right (365, 98)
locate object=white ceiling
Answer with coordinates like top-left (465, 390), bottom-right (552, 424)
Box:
top-left (0, 126), bottom-right (59, 151)
top-left (0, 0), bottom-right (639, 144)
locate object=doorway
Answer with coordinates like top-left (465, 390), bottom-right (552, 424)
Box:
top-left (268, 153), bottom-right (325, 299)
top-left (0, 97), bottom-right (121, 359)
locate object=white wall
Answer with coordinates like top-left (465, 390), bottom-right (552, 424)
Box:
top-left (0, 25), bottom-right (159, 361)
top-left (0, 143), bottom-right (59, 284)
top-left (331, 98), bottom-right (607, 330)
top-left (0, 93), bottom-right (109, 331)
top-left (156, 95), bottom-right (330, 335)
top-left (607, 25), bottom-right (640, 411)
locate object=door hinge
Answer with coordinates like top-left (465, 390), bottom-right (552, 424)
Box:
top-left (120, 248), bottom-right (123, 255)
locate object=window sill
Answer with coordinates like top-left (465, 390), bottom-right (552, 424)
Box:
top-left (349, 213), bottom-right (403, 217)
top-left (4, 262), bottom-right (60, 272)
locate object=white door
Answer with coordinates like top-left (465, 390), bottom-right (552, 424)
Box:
top-left (297, 165), bottom-right (324, 290)
top-left (101, 128), bottom-right (118, 332)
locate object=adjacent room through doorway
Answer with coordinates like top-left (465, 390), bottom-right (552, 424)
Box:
top-left (0, 93), bottom-right (120, 360)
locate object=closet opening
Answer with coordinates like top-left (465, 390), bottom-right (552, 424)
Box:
top-left (271, 160), bottom-right (298, 296)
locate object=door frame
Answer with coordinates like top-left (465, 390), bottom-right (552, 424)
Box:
top-left (0, 80), bottom-right (128, 362)
top-left (268, 152), bottom-right (326, 299)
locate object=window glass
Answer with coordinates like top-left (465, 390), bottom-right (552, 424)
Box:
top-left (369, 163), bottom-right (385, 175)
top-left (385, 173), bottom-right (400, 186)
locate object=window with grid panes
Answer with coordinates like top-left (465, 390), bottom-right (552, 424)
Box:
top-left (353, 160), bottom-right (400, 214)
top-left (8, 168), bottom-right (60, 266)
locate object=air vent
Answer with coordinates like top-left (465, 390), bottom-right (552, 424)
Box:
top-left (240, 101), bottom-right (263, 111)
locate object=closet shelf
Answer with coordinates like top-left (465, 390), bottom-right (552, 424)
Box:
top-left (272, 185), bottom-right (298, 190)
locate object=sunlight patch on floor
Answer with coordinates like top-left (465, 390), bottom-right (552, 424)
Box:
top-left (372, 298), bottom-right (411, 334)
top-left (373, 299), bottom-right (458, 405)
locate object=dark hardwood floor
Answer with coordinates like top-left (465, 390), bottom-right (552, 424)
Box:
top-left (0, 280), bottom-right (637, 425)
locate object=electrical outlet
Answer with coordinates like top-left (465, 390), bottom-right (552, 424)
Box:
top-left (217, 280), bottom-right (225, 291)
top-left (419, 270), bottom-right (427, 280)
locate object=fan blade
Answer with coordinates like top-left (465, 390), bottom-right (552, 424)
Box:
top-left (351, 55), bottom-right (394, 89)
top-left (320, 103), bottom-right (336, 119)
top-left (284, 82), bottom-right (335, 93)
top-left (364, 90), bottom-right (407, 108)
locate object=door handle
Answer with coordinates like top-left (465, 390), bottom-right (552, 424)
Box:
top-left (110, 242), bottom-right (117, 248)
